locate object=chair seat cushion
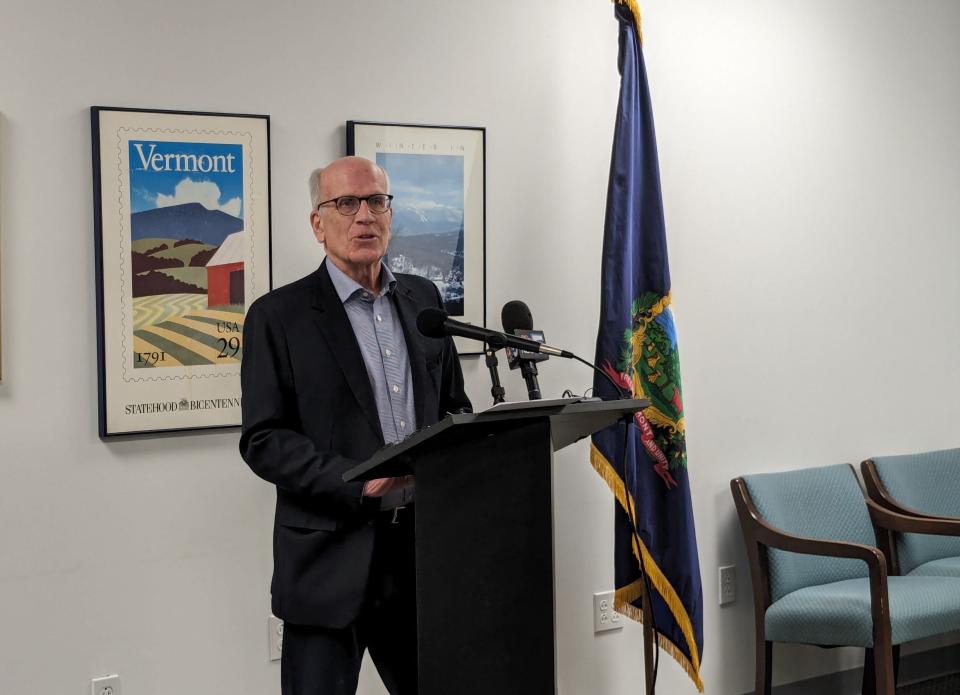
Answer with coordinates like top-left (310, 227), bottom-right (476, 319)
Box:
top-left (765, 576), bottom-right (960, 647)
top-left (909, 556), bottom-right (960, 578)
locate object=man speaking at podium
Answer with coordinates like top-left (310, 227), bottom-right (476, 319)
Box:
top-left (240, 156), bottom-right (471, 695)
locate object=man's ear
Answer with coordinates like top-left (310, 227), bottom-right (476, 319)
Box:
top-left (311, 210), bottom-right (325, 245)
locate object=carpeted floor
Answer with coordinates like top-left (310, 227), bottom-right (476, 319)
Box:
top-left (899, 673), bottom-right (960, 695)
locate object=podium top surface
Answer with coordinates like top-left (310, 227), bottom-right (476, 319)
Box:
top-left (343, 397), bottom-right (647, 482)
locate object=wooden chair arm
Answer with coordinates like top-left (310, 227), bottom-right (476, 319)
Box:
top-left (867, 499), bottom-right (960, 537)
top-left (751, 514), bottom-right (887, 569)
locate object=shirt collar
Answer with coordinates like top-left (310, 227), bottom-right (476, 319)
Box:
top-left (326, 259), bottom-right (397, 304)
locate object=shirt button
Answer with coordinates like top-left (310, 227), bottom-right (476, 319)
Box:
top-left (376, 314), bottom-right (383, 322)
top-left (392, 384), bottom-right (400, 394)
top-left (400, 420), bottom-right (406, 429)
top-left (384, 348), bottom-right (392, 357)
top-left (362, 292), bottom-right (371, 300)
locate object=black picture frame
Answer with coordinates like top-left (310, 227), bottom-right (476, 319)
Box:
top-left (91, 106), bottom-right (272, 437)
top-left (346, 120), bottom-right (486, 356)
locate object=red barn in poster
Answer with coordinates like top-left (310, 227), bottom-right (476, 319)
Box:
top-left (205, 231), bottom-right (245, 308)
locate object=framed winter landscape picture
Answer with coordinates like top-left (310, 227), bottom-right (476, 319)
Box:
top-left (91, 107), bottom-right (271, 437)
top-left (347, 121), bottom-right (485, 355)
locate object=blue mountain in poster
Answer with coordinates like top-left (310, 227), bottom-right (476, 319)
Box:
top-left (377, 152), bottom-right (465, 315)
top-left (391, 200), bottom-right (464, 236)
top-left (131, 203), bottom-right (243, 245)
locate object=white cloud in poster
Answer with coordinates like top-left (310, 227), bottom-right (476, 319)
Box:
top-left (156, 178), bottom-right (242, 218)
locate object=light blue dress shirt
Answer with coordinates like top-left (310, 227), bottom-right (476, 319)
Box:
top-left (327, 260), bottom-right (416, 508)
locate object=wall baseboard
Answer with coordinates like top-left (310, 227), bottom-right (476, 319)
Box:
top-left (739, 643), bottom-right (960, 695)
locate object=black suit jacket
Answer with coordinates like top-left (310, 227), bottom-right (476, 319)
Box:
top-left (239, 260), bottom-right (471, 627)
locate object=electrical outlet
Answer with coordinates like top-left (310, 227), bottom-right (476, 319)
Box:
top-left (91, 674), bottom-right (121, 695)
top-left (268, 614), bottom-right (284, 661)
top-left (719, 565), bottom-right (736, 605)
top-left (593, 590), bottom-right (623, 633)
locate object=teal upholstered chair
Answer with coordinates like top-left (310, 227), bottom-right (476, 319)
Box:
top-left (862, 448), bottom-right (960, 578)
top-left (731, 464), bottom-right (960, 695)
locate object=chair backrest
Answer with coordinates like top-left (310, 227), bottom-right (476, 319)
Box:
top-left (742, 464), bottom-right (875, 601)
top-left (869, 448), bottom-right (960, 574)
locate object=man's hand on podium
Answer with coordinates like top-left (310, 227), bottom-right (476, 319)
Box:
top-left (362, 475), bottom-right (414, 498)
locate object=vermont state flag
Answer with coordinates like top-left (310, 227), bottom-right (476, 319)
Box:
top-left (590, 2), bottom-right (704, 689)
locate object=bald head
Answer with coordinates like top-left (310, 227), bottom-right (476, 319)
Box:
top-left (308, 156), bottom-right (390, 210)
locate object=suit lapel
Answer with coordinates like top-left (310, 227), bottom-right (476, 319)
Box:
top-left (393, 282), bottom-right (428, 429)
top-left (311, 262), bottom-right (383, 444)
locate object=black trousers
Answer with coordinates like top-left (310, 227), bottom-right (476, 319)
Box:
top-left (281, 506), bottom-right (418, 695)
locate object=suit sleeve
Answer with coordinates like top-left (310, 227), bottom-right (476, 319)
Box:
top-left (238, 298), bottom-right (367, 516)
top-left (430, 284), bottom-right (473, 416)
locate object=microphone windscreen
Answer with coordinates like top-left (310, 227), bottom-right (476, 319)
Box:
top-left (501, 300), bottom-right (533, 333)
top-left (416, 307), bottom-right (449, 338)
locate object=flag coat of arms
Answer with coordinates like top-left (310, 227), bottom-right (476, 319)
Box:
top-left (590, 1), bottom-right (704, 689)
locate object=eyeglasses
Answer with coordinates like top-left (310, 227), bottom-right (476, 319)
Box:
top-left (317, 194), bottom-right (394, 216)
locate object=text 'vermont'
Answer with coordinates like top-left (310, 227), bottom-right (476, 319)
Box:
top-left (132, 143), bottom-right (236, 173)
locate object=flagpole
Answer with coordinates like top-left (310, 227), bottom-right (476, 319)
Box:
top-left (642, 580), bottom-right (655, 694)
top-left (612, 6), bottom-right (656, 689)
top-left (629, 458), bottom-right (658, 695)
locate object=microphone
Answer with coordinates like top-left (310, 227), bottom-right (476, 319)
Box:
top-left (416, 306), bottom-right (632, 401)
top-left (501, 300), bottom-right (533, 333)
top-left (416, 308), bottom-right (572, 358)
top-left (500, 301), bottom-right (552, 366)
top-left (501, 300), bottom-right (548, 400)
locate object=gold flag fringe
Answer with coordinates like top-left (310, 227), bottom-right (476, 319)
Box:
top-left (590, 443), bottom-right (704, 692)
top-left (630, 534), bottom-right (704, 683)
top-left (613, 0), bottom-right (644, 44)
top-left (615, 595), bottom-right (705, 691)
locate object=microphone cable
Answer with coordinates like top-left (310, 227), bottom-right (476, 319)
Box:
top-left (569, 352), bottom-right (632, 400)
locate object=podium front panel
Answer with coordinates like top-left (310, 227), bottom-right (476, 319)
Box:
top-left (413, 418), bottom-right (555, 695)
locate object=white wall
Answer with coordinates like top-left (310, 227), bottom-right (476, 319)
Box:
top-left (1, 1), bottom-right (958, 693)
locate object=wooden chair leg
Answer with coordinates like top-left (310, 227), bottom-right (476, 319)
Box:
top-left (755, 639), bottom-right (772, 695)
top-left (892, 644), bottom-right (901, 686)
top-left (862, 648), bottom-right (876, 695)
top-left (870, 591), bottom-right (896, 695)
top-left (874, 645), bottom-right (895, 695)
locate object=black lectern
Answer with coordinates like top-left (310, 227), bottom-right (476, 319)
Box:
top-left (343, 397), bottom-right (648, 695)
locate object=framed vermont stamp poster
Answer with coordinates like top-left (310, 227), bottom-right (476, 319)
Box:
top-left (347, 121), bottom-right (486, 356)
top-left (91, 107), bottom-right (271, 437)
